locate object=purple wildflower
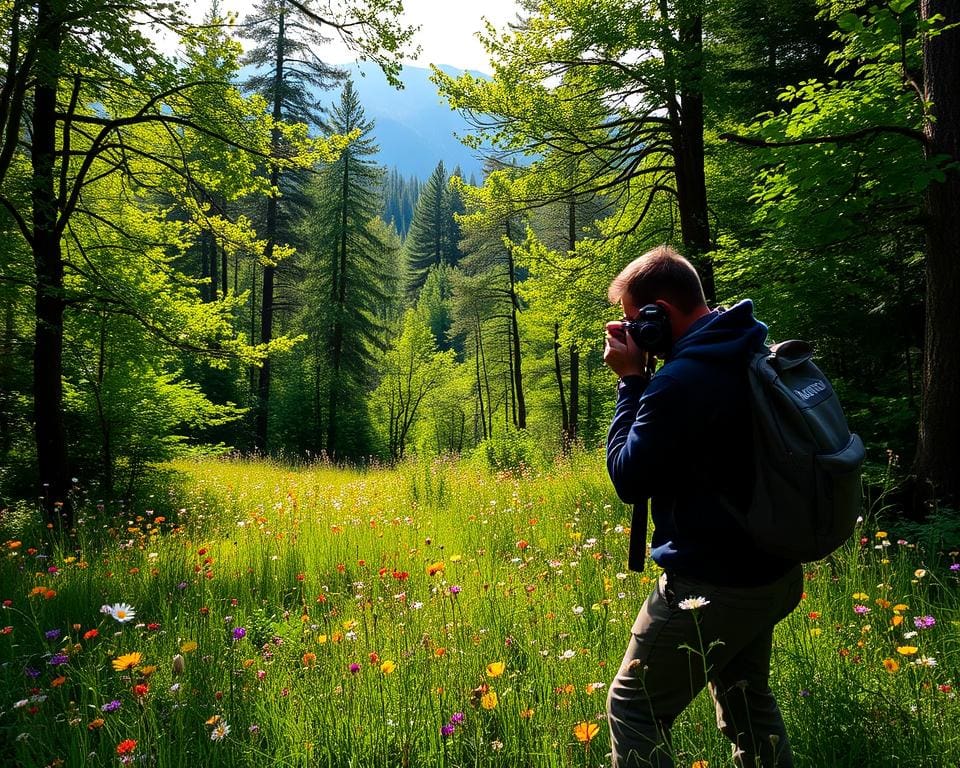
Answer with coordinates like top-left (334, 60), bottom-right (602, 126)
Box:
top-left (48, 653), bottom-right (69, 666)
top-left (449, 585), bottom-right (462, 595)
top-left (24, 667), bottom-right (40, 679)
top-left (914, 615), bottom-right (936, 629)
top-left (853, 604), bottom-right (870, 615)
top-left (177, 581), bottom-right (188, 590)
top-left (44, 628), bottom-right (61, 641)
top-left (441, 724), bottom-right (456, 737)
top-left (232, 627), bottom-right (246, 641)
top-left (101, 699), bottom-right (122, 712)
top-left (449, 712), bottom-right (465, 725)
top-left (951, 563), bottom-right (960, 572)
top-left (349, 663), bottom-right (361, 674)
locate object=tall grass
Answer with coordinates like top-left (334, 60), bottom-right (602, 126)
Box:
top-left (1, 454), bottom-right (958, 767)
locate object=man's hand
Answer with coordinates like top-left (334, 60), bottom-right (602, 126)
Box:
top-left (604, 322), bottom-right (650, 379)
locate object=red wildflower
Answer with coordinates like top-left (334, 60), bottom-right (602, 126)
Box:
top-left (116, 739), bottom-right (137, 755)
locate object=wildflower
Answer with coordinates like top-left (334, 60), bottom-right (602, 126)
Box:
top-left (914, 569), bottom-right (927, 579)
top-left (939, 684), bottom-right (953, 693)
top-left (132, 684), bottom-right (149, 698)
top-left (914, 615), bottom-right (936, 629)
top-left (896, 646), bottom-right (919, 656)
top-left (380, 660), bottom-right (396, 674)
top-left (950, 564), bottom-right (960, 572)
top-left (302, 653), bottom-right (317, 667)
top-left (349, 663), bottom-right (361, 674)
top-left (44, 628), bottom-right (62, 641)
top-left (807, 611), bottom-right (820, 620)
top-left (480, 691), bottom-right (498, 709)
top-left (116, 739), bottom-right (137, 756)
top-left (692, 762), bottom-right (709, 768)
top-left (427, 561), bottom-right (445, 576)
top-left (892, 616), bottom-right (904, 627)
top-left (912, 656), bottom-right (937, 667)
top-left (852, 592), bottom-right (869, 601)
top-left (559, 649), bottom-right (575, 660)
top-left (491, 739), bottom-right (504, 751)
top-left (486, 661), bottom-right (505, 678)
top-left (211, 722), bottom-right (230, 741)
top-left (48, 653), bottom-right (69, 666)
top-left (574, 721), bottom-right (600, 743)
top-left (585, 682), bottom-right (606, 694)
top-left (112, 652), bottom-right (142, 671)
top-left (102, 603), bottom-right (136, 623)
top-left (903, 631), bottom-right (918, 639)
top-left (678, 596), bottom-right (710, 611)
top-left (572, 606), bottom-right (585, 616)
top-left (88, 718), bottom-right (104, 730)
top-left (180, 640), bottom-right (198, 653)
top-left (51, 675), bottom-right (67, 687)
top-left (882, 658), bottom-right (899, 673)
top-left (83, 629), bottom-right (99, 640)
top-left (520, 707), bottom-right (534, 719)
top-left (232, 627), bottom-right (246, 641)
top-left (449, 585), bottom-right (462, 595)
top-left (441, 724), bottom-right (456, 737)
top-left (853, 605), bottom-right (870, 615)
top-left (101, 700), bottom-right (121, 713)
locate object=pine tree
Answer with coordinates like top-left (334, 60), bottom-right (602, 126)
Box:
top-left (301, 80), bottom-right (399, 457)
top-left (241, 0), bottom-right (346, 452)
top-left (405, 161), bottom-right (458, 292)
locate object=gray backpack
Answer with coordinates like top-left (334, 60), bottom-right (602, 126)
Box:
top-left (729, 340), bottom-right (865, 561)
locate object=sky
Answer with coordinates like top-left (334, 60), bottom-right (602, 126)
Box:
top-left (208, 0), bottom-right (522, 74)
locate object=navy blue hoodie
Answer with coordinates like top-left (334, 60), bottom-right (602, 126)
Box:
top-left (606, 300), bottom-right (797, 586)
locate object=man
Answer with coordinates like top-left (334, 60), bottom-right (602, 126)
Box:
top-left (602, 245), bottom-right (802, 768)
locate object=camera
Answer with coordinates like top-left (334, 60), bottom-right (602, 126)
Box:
top-left (622, 304), bottom-right (672, 357)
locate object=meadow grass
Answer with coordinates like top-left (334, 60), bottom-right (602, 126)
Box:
top-left (1, 453), bottom-right (958, 767)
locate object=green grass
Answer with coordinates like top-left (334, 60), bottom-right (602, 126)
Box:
top-left (1, 454), bottom-right (958, 767)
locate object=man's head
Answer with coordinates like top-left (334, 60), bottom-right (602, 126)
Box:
top-left (608, 245), bottom-right (708, 342)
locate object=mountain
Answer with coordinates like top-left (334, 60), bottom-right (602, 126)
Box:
top-left (331, 62), bottom-right (488, 181)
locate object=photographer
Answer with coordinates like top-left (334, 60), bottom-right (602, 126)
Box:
top-left (602, 246), bottom-right (802, 768)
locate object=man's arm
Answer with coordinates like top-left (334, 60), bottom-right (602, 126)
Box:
top-left (606, 373), bottom-right (688, 504)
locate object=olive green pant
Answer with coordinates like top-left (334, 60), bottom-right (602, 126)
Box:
top-left (606, 566), bottom-right (803, 767)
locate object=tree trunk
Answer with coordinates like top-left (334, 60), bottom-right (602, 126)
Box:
top-left (914, 0), bottom-right (960, 504)
top-left (0, 295), bottom-right (14, 458)
top-left (474, 324), bottom-right (487, 441)
top-left (553, 321), bottom-right (569, 448)
top-left (32, 0), bottom-right (71, 526)
top-left (255, 1), bottom-right (285, 453)
top-left (568, 343), bottom-right (579, 446)
top-left (326, 149), bottom-right (350, 457)
top-left (662, 1), bottom-right (715, 301)
top-left (505, 219), bottom-right (526, 428)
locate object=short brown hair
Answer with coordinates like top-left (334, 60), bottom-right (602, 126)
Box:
top-left (607, 245), bottom-right (706, 313)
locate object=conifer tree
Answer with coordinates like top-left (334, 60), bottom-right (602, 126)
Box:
top-left (301, 80), bottom-right (399, 457)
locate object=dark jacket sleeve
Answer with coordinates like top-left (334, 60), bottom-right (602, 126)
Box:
top-left (606, 372), bottom-right (688, 504)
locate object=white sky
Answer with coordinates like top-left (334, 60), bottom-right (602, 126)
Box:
top-left (206, 0), bottom-right (521, 74)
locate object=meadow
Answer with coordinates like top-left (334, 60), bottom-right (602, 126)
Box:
top-left (1, 454), bottom-right (958, 767)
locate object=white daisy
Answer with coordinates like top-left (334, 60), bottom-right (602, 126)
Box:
top-left (677, 596), bottom-right (711, 611)
top-left (103, 603), bottom-right (136, 623)
top-left (211, 722), bottom-right (230, 741)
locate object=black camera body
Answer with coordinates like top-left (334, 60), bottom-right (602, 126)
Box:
top-left (622, 304), bottom-right (672, 357)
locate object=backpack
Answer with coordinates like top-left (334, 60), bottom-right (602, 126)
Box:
top-left (727, 339), bottom-right (865, 562)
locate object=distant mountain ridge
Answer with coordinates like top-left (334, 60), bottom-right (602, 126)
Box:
top-left (330, 62), bottom-right (487, 181)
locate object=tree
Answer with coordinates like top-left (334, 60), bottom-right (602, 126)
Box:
top-left (372, 309), bottom-right (455, 460)
top-left (722, 0), bottom-right (960, 504)
top-left (404, 161), bottom-right (463, 293)
top-left (240, 0), bottom-right (416, 452)
top-left (301, 79), bottom-right (398, 457)
top-left (434, 0), bottom-right (719, 298)
top-left (0, 0), bottom-right (295, 524)
top-left (454, 169), bottom-right (528, 429)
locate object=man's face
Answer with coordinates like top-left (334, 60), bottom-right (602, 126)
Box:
top-left (620, 295), bottom-right (640, 322)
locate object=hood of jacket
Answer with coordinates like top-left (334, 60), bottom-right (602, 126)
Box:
top-left (667, 299), bottom-right (767, 364)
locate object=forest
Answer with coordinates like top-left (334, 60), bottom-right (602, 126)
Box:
top-left (0, 0), bottom-right (958, 523)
